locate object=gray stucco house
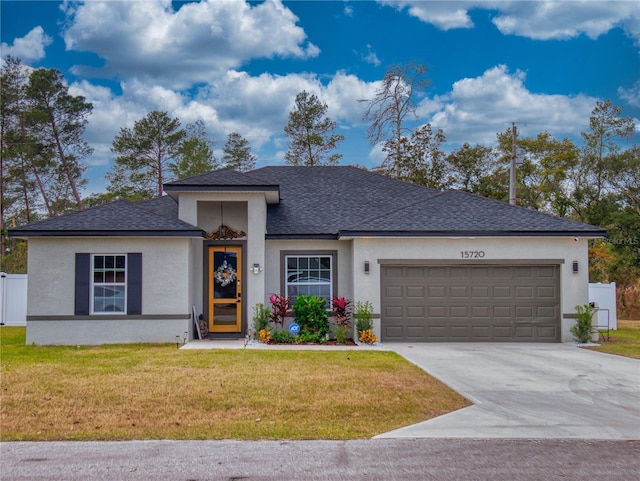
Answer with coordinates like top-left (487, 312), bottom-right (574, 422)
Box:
top-left (10, 166), bottom-right (607, 345)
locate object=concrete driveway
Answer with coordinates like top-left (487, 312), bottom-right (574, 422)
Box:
top-left (378, 343), bottom-right (640, 440)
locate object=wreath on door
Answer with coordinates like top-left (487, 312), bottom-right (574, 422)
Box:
top-left (214, 259), bottom-right (237, 287)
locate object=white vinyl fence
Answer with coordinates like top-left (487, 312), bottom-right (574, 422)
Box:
top-left (0, 272), bottom-right (28, 326)
top-left (589, 282), bottom-right (617, 330)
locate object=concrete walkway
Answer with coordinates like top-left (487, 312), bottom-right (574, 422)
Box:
top-left (377, 343), bottom-right (640, 440)
top-left (181, 338), bottom-right (388, 350)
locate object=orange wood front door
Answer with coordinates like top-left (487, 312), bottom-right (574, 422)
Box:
top-left (208, 246), bottom-right (242, 333)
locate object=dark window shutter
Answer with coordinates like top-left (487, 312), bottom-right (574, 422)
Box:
top-left (75, 253), bottom-right (90, 315)
top-left (127, 253), bottom-right (142, 315)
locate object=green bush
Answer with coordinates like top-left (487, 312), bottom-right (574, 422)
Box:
top-left (270, 329), bottom-right (296, 344)
top-left (292, 295), bottom-right (330, 336)
top-left (571, 304), bottom-right (595, 343)
top-left (354, 300), bottom-right (373, 333)
top-left (335, 325), bottom-right (350, 344)
top-left (296, 330), bottom-right (327, 344)
top-left (252, 303), bottom-right (271, 333)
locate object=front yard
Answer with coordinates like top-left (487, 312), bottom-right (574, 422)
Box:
top-left (0, 327), bottom-right (468, 441)
top-left (587, 319), bottom-right (640, 359)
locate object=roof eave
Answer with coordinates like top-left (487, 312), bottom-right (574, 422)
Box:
top-left (337, 229), bottom-right (608, 239)
top-left (163, 185), bottom-right (280, 204)
top-left (8, 229), bottom-right (205, 238)
top-left (265, 233), bottom-right (338, 240)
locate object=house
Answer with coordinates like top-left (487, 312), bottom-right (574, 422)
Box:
top-left (9, 166), bottom-right (607, 345)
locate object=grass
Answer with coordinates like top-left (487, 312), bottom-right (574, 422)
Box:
top-left (0, 327), bottom-right (469, 441)
top-left (586, 319), bottom-right (640, 359)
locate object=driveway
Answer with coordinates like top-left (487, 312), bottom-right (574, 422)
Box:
top-left (378, 343), bottom-right (640, 440)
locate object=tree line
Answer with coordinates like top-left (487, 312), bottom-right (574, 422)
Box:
top-left (1, 57), bottom-right (638, 315)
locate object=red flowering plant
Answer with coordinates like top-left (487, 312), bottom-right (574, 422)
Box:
top-left (269, 294), bottom-right (291, 328)
top-left (332, 296), bottom-right (352, 328)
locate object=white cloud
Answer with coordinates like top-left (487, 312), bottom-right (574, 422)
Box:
top-left (0, 26), bottom-right (52, 61)
top-left (492, 1), bottom-right (640, 41)
top-left (619, 81), bottom-right (640, 108)
top-left (378, 1), bottom-right (640, 43)
top-left (62, 0), bottom-right (319, 89)
top-left (379, 0), bottom-right (477, 30)
top-left (363, 44), bottom-right (381, 67)
top-left (425, 65), bottom-right (597, 145)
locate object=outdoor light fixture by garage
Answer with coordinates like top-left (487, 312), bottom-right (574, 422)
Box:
top-left (364, 261), bottom-right (370, 274)
top-left (572, 261), bottom-right (579, 273)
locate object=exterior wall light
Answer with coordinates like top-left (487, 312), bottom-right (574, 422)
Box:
top-left (572, 261), bottom-right (579, 273)
top-left (251, 263), bottom-right (263, 274)
top-left (364, 260), bottom-right (370, 274)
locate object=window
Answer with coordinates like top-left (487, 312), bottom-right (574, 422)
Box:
top-left (285, 254), bottom-right (333, 305)
top-left (91, 255), bottom-right (126, 314)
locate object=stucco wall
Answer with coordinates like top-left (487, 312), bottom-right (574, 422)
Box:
top-left (178, 192), bottom-right (267, 332)
top-left (264, 239), bottom-right (354, 303)
top-left (25, 237), bottom-right (193, 345)
top-left (351, 236), bottom-right (591, 342)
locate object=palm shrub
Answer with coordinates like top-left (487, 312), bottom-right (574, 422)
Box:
top-left (571, 303), bottom-right (595, 343)
top-left (292, 295), bottom-right (330, 337)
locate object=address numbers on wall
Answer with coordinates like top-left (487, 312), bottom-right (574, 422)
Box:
top-left (460, 250), bottom-right (486, 259)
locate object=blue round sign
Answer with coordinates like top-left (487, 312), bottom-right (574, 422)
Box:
top-left (289, 323), bottom-right (300, 335)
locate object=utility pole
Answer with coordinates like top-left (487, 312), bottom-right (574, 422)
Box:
top-left (509, 122), bottom-right (517, 205)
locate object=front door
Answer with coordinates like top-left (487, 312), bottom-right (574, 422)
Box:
top-left (208, 246), bottom-right (242, 333)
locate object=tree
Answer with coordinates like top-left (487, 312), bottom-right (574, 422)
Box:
top-left (495, 130), bottom-right (579, 215)
top-left (605, 146), bottom-right (640, 213)
top-left (169, 120), bottom-right (217, 180)
top-left (446, 142), bottom-right (497, 194)
top-left (25, 67), bottom-right (92, 211)
top-left (361, 62), bottom-right (430, 174)
top-left (379, 123), bottom-right (447, 188)
top-left (580, 99), bottom-right (635, 199)
top-left (107, 111), bottom-right (186, 199)
top-left (222, 132), bottom-right (256, 172)
top-left (284, 90), bottom-right (344, 166)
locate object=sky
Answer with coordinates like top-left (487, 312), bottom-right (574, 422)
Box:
top-left (1, 0), bottom-right (639, 194)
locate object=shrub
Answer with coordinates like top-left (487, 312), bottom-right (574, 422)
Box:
top-left (354, 300), bottom-right (373, 333)
top-left (335, 325), bottom-right (350, 344)
top-left (571, 303), bottom-right (595, 343)
top-left (258, 329), bottom-right (271, 343)
top-left (296, 330), bottom-right (327, 344)
top-left (359, 329), bottom-right (378, 344)
top-left (269, 294), bottom-right (290, 328)
top-left (292, 295), bottom-right (330, 336)
top-left (252, 303), bottom-right (271, 333)
top-left (333, 296), bottom-right (352, 328)
top-left (270, 329), bottom-right (295, 344)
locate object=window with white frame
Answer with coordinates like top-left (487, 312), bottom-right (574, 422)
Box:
top-left (92, 255), bottom-right (126, 313)
top-left (285, 254), bottom-right (333, 305)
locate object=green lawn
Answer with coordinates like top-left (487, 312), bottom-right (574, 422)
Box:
top-left (587, 320), bottom-right (640, 359)
top-left (0, 327), bottom-right (469, 441)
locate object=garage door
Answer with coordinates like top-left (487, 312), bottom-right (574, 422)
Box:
top-left (381, 264), bottom-right (560, 342)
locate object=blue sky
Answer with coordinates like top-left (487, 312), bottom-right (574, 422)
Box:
top-left (2, 0), bottom-right (639, 194)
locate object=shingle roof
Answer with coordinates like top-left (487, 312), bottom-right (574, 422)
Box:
top-left (163, 167), bottom-right (280, 203)
top-left (9, 166), bottom-right (607, 239)
top-left (10, 199), bottom-right (202, 237)
top-left (248, 166), bottom-right (607, 238)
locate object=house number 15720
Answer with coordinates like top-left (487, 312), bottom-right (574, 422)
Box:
top-left (461, 250), bottom-right (485, 258)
